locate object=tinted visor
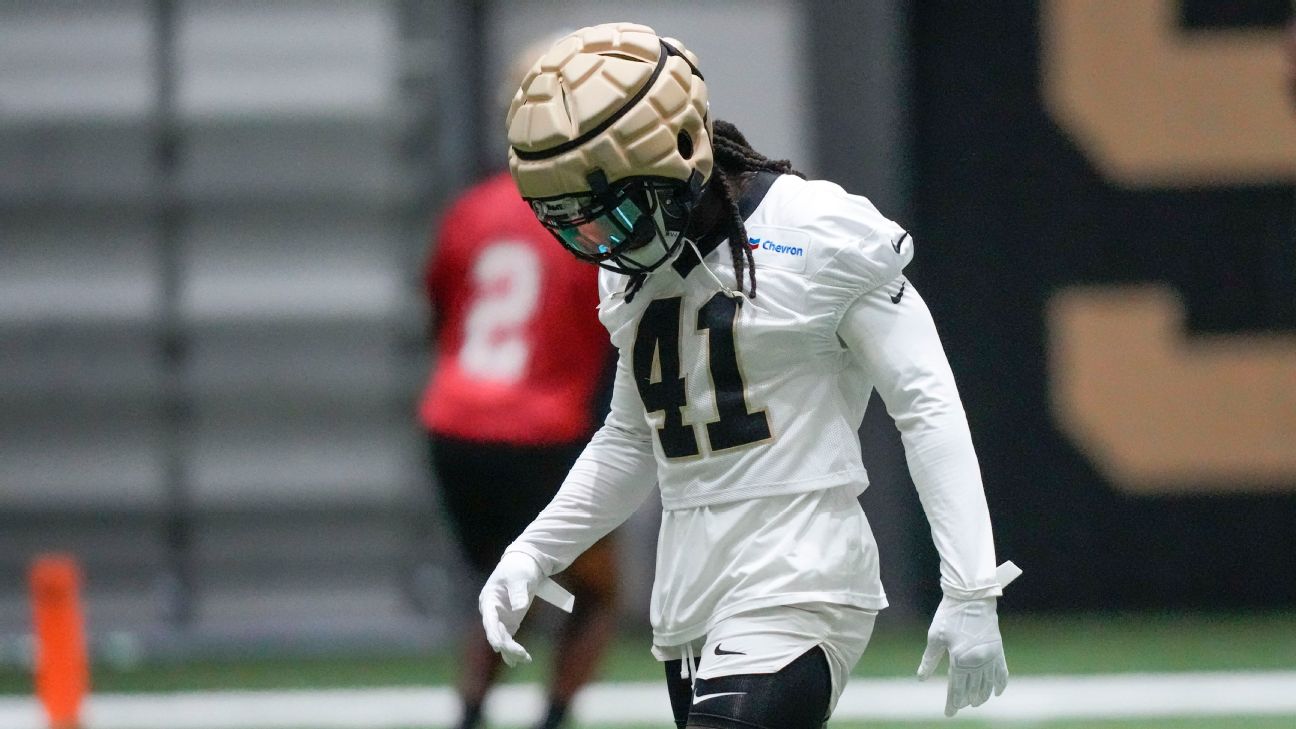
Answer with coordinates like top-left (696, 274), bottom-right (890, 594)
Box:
top-left (552, 195), bottom-right (651, 258)
top-left (529, 177), bottom-right (691, 264)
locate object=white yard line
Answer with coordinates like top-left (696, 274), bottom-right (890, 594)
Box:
top-left (1, 671), bottom-right (1294, 728)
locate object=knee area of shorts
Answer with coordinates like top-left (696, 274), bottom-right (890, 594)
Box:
top-left (685, 647), bottom-right (832, 729)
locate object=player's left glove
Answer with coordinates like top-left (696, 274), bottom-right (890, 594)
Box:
top-left (478, 551), bottom-right (545, 667)
top-left (916, 561), bottom-right (1021, 717)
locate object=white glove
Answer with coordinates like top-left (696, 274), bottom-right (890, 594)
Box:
top-left (917, 562), bottom-right (1020, 717)
top-left (477, 551), bottom-right (545, 667)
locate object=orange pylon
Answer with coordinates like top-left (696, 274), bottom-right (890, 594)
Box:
top-left (30, 554), bottom-right (89, 729)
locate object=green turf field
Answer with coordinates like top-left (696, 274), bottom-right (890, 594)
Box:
top-left (609, 722), bottom-right (1296, 729)
top-left (1, 612), bottom-right (1293, 728)
top-left (3, 611), bottom-right (1290, 693)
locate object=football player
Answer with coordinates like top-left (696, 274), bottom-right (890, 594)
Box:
top-left (479, 22), bottom-right (1018, 729)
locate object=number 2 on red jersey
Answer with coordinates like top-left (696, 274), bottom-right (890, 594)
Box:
top-left (459, 241), bottom-right (540, 382)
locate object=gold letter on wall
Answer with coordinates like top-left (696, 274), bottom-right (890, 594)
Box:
top-left (1050, 286), bottom-right (1296, 493)
top-left (1042, 0), bottom-right (1296, 185)
top-left (1043, 1), bottom-right (1296, 492)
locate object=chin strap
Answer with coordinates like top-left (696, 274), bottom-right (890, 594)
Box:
top-left (686, 236), bottom-right (745, 305)
top-left (622, 273), bottom-right (648, 303)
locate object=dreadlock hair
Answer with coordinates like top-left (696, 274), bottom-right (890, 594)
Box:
top-left (709, 119), bottom-right (804, 300)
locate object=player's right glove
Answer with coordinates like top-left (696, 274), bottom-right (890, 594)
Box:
top-left (478, 551), bottom-right (545, 667)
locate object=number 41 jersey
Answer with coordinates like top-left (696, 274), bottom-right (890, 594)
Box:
top-left (596, 173), bottom-right (913, 510)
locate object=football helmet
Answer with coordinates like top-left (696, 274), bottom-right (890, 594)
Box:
top-left (506, 22), bottom-right (713, 274)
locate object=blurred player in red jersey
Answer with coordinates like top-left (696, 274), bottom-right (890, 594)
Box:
top-left (417, 39), bottom-right (618, 729)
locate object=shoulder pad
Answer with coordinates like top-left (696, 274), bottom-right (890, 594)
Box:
top-left (773, 178), bottom-right (912, 295)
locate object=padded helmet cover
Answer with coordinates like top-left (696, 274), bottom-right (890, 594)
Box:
top-left (506, 22), bottom-right (713, 200)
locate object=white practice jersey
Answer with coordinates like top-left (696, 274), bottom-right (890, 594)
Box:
top-left (507, 172), bottom-right (1002, 650)
top-left (596, 173), bottom-right (911, 510)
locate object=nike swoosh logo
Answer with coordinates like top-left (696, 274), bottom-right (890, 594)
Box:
top-left (892, 232), bottom-right (909, 254)
top-left (693, 691), bottom-right (746, 705)
top-left (891, 281), bottom-right (906, 304)
top-left (713, 643), bottom-right (746, 656)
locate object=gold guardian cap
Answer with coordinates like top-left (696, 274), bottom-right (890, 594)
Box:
top-left (506, 23), bottom-right (713, 274)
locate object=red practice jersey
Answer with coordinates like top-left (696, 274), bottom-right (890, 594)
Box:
top-left (418, 172), bottom-right (611, 445)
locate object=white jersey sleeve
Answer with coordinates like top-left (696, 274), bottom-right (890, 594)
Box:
top-left (503, 348), bottom-right (658, 576)
top-left (838, 277), bottom-right (1003, 599)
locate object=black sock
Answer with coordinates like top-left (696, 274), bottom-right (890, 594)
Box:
top-left (534, 700), bottom-right (568, 729)
top-left (456, 701), bottom-right (483, 729)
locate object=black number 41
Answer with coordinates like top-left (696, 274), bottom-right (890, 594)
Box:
top-left (632, 294), bottom-right (772, 458)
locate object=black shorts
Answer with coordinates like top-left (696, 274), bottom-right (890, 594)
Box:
top-left (429, 434), bottom-right (586, 576)
top-left (665, 647), bottom-right (832, 729)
